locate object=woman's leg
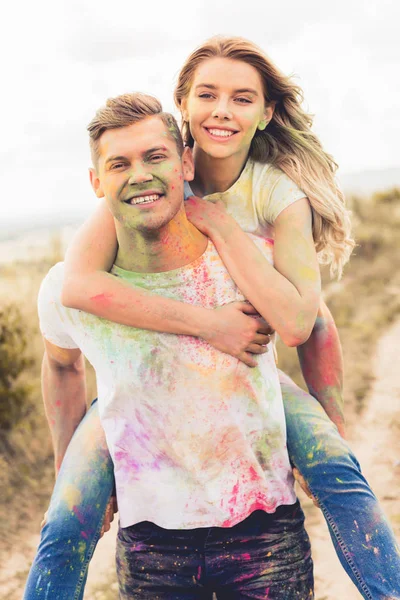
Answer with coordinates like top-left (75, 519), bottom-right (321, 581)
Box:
top-left (23, 401), bottom-right (114, 600)
top-left (280, 370), bottom-right (400, 600)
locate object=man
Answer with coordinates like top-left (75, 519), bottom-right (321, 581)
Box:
top-left (37, 92), bottom-right (313, 598)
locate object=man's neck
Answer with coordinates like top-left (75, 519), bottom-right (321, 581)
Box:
top-left (190, 145), bottom-right (247, 197)
top-left (114, 209), bottom-right (208, 273)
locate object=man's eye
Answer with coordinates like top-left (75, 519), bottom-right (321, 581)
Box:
top-left (150, 154), bottom-right (166, 161)
top-left (110, 163), bottom-right (126, 170)
top-left (235, 97), bottom-right (252, 104)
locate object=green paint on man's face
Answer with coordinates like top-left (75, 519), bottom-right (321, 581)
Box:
top-left (93, 117), bottom-right (191, 237)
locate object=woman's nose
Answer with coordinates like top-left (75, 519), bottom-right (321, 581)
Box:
top-left (211, 99), bottom-right (232, 120)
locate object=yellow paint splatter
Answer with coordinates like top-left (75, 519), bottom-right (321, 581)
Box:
top-left (63, 484), bottom-right (82, 510)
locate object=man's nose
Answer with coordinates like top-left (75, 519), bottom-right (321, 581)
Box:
top-left (211, 98), bottom-right (232, 120)
top-left (128, 164), bottom-right (153, 185)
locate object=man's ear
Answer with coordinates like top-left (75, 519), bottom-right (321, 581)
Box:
top-left (89, 168), bottom-right (105, 198)
top-left (182, 146), bottom-right (195, 182)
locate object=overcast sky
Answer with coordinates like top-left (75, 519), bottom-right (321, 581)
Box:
top-left (1, 0), bottom-right (399, 227)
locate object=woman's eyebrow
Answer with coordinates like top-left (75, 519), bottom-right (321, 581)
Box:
top-left (235, 88), bottom-right (259, 96)
top-left (194, 84), bottom-right (218, 90)
top-left (194, 83), bottom-right (258, 95)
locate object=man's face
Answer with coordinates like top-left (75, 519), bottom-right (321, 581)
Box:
top-left (90, 116), bottom-right (194, 233)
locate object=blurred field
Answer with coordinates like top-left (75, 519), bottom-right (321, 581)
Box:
top-left (0, 188), bottom-right (400, 598)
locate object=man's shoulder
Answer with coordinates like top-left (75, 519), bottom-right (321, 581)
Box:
top-left (43, 261), bottom-right (65, 281)
top-left (39, 262), bottom-right (65, 305)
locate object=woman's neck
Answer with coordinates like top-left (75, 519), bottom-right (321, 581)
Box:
top-left (191, 145), bottom-right (248, 197)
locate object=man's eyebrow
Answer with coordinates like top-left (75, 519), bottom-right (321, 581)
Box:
top-left (105, 155), bottom-right (128, 166)
top-left (104, 147), bottom-right (169, 165)
top-left (195, 84), bottom-right (259, 95)
top-left (142, 145), bottom-right (169, 156)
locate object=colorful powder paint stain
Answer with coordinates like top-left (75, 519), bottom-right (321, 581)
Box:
top-left (63, 484), bottom-right (82, 511)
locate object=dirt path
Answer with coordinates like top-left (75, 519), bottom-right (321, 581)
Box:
top-left (302, 318), bottom-right (400, 599)
top-left (2, 319), bottom-right (400, 599)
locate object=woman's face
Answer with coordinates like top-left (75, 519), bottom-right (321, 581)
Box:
top-left (182, 57), bottom-right (272, 162)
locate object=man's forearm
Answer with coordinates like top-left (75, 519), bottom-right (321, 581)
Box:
top-left (297, 302), bottom-right (345, 437)
top-left (42, 353), bottom-right (87, 474)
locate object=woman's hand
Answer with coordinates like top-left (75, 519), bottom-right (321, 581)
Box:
top-left (185, 196), bottom-right (237, 237)
top-left (202, 301), bottom-right (274, 367)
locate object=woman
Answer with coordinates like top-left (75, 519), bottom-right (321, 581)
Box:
top-left (25, 36), bottom-right (400, 600)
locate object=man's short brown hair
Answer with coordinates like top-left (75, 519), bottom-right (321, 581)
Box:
top-left (88, 92), bottom-right (184, 167)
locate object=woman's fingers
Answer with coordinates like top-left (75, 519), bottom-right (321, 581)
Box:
top-left (252, 333), bottom-right (272, 345)
top-left (246, 343), bottom-right (269, 354)
top-left (238, 352), bottom-right (257, 368)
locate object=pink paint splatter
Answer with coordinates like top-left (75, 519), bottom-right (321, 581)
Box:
top-left (90, 293), bottom-right (113, 308)
top-left (72, 505), bottom-right (85, 524)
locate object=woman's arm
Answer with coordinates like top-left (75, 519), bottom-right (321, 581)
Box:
top-left (61, 202), bottom-right (273, 367)
top-left (297, 299), bottom-right (345, 437)
top-left (185, 197), bottom-right (321, 347)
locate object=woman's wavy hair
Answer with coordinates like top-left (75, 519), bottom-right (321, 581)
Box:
top-left (174, 36), bottom-right (354, 277)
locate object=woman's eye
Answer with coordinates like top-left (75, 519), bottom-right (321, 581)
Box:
top-left (198, 93), bottom-right (214, 99)
top-left (235, 97), bottom-right (252, 104)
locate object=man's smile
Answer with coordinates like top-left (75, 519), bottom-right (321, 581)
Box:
top-left (123, 189), bottom-right (165, 206)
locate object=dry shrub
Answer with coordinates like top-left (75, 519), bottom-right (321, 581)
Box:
top-left (0, 305), bottom-right (34, 433)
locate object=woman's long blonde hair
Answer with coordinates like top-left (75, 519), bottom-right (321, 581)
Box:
top-left (174, 36), bottom-right (354, 278)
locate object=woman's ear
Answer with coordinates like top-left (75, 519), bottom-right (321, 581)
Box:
top-left (259, 102), bottom-right (276, 130)
top-left (180, 98), bottom-right (189, 123)
top-left (182, 146), bottom-right (195, 182)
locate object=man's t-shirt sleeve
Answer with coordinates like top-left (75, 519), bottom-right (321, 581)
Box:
top-left (38, 263), bottom-right (79, 349)
top-left (255, 165), bottom-right (307, 225)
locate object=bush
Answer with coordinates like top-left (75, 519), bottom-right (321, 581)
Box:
top-left (0, 304), bottom-right (34, 432)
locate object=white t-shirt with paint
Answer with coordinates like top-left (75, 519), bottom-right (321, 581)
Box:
top-left (38, 237), bottom-right (297, 530)
top-left (185, 159), bottom-right (306, 238)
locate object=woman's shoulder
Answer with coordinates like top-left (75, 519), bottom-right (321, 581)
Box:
top-left (249, 160), bottom-right (306, 223)
top-left (250, 160), bottom-right (296, 188)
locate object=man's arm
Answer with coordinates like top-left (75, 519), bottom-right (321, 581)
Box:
top-left (42, 338), bottom-right (86, 474)
top-left (297, 299), bottom-right (345, 438)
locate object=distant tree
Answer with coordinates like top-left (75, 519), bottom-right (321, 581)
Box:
top-left (0, 305), bottom-right (33, 432)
